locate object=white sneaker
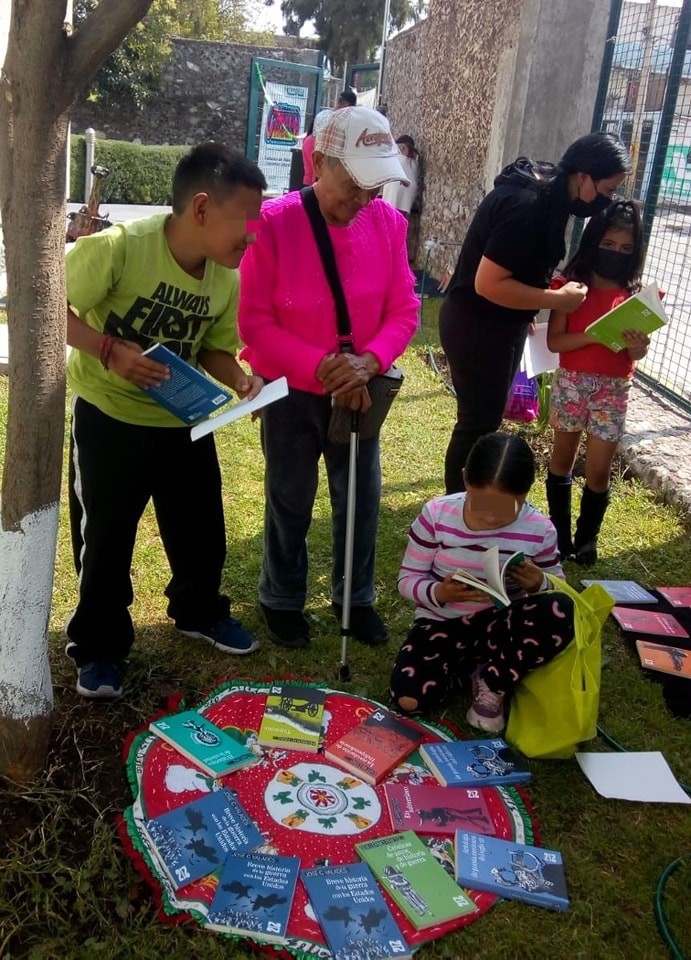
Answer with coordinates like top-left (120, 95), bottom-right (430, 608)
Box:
top-left (466, 671), bottom-right (506, 733)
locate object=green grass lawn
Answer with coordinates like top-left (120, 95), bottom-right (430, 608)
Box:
top-left (0, 317), bottom-right (690, 959)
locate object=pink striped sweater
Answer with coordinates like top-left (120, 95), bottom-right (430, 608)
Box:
top-left (238, 192), bottom-right (419, 394)
top-left (398, 493), bottom-right (564, 621)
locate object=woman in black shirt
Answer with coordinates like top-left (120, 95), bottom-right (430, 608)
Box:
top-left (440, 132), bottom-right (631, 493)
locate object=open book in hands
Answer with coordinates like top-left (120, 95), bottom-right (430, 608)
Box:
top-left (451, 546), bottom-right (525, 608)
top-left (584, 282), bottom-right (668, 352)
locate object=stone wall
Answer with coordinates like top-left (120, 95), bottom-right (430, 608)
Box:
top-left (70, 38), bottom-right (322, 150)
top-left (384, 0), bottom-right (609, 273)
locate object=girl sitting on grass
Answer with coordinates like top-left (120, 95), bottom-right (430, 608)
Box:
top-left (546, 200), bottom-right (649, 565)
top-left (390, 432), bottom-right (574, 733)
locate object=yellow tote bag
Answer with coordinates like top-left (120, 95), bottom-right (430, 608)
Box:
top-left (505, 577), bottom-right (614, 760)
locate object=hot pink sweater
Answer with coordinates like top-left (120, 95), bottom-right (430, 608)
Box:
top-left (238, 191), bottom-right (419, 394)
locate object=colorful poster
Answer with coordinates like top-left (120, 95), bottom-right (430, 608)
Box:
top-left (257, 81), bottom-right (308, 195)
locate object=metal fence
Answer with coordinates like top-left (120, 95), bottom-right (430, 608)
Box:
top-left (597, 0), bottom-right (691, 410)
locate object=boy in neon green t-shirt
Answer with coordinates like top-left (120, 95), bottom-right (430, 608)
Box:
top-left (65, 142), bottom-right (266, 699)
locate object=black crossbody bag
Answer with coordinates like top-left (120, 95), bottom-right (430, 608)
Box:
top-left (300, 186), bottom-right (404, 443)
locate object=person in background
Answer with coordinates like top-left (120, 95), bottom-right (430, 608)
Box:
top-left (439, 132), bottom-right (632, 494)
top-left (337, 88), bottom-right (358, 108)
top-left (546, 200), bottom-right (649, 565)
top-left (391, 432), bottom-right (574, 733)
top-left (302, 109), bottom-right (333, 186)
top-left (64, 143), bottom-right (265, 699)
top-left (238, 106), bottom-right (418, 650)
top-left (382, 135), bottom-right (419, 260)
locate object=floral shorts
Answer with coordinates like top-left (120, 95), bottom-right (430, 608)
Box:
top-left (549, 368), bottom-right (631, 443)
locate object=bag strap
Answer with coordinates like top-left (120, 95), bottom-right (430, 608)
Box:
top-left (300, 186), bottom-right (354, 354)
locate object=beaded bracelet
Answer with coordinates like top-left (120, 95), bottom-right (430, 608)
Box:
top-left (98, 334), bottom-right (120, 370)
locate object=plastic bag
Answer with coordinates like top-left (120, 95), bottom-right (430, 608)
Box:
top-left (505, 577), bottom-right (614, 760)
top-left (504, 369), bottom-right (539, 423)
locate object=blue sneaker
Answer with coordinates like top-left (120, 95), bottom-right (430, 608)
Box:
top-left (177, 616), bottom-right (260, 654)
top-left (76, 661), bottom-right (124, 699)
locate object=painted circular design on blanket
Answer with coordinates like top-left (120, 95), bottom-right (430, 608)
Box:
top-left (264, 762), bottom-right (381, 835)
top-left (120, 681), bottom-right (538, 957)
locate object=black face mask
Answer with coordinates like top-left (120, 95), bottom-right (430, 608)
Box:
top-left (593, 248), bottom-right (632, 280)
top-left (570, 191), bottom-right (612, 218)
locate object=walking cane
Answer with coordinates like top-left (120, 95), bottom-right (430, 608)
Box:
top-left (337, 408), bottom-right (360, 683)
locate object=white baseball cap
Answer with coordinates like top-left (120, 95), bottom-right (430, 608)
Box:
top-left (315, 106), bottom-right (410, 189)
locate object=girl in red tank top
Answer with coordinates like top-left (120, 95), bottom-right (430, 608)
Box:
top-left (545, 200), bottom-right (650, 565)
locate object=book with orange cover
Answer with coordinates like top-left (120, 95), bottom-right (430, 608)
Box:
top-left (635, 640), bottom-right (691, 679)
top-left (324, 708), bottom-right (423, 786)
top-left (611, 607), bottom-right (689, 639)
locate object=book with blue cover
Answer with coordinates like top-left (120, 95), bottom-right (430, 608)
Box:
top-left (580, 580), bottom-right (658, 604)
top-left (301, 862), bottom-right (411, 960)
top-left (140, 788), bottom-right (263, 890)
top-left (419, 738), bottom-right (531, 788)
top-left (149, 709), bottom-right (258, 777)
top-left (205, 852), bottom-right (300, 943)
top-left (141, 342), bottom-right (232, 424)
top-left (454, 830), bottom-right (569, 911)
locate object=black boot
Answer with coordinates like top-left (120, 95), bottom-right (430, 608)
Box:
top-left (573, 486), bottom-right (611, 566)
top-left (546, 471), bottom-right (574, 559)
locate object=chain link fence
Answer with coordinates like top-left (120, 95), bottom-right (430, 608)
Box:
top-left (599, 0), bottom-right (691, 410)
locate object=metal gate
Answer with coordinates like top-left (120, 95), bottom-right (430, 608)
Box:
top-left (246, 57), bottom-right (324, 196)
top-left (595, 0), bottom-right (691, 409)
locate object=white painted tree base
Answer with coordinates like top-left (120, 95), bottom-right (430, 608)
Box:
top-left (0, 502), bottom-right (56, 718)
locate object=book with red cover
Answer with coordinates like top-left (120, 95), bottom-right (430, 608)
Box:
top-left (324, 708), bottom-right (423, 785)
top-left (636, 640), bottom-right (691, 679)
top-left (383, 782), bottom-right (494, 837)
top-left (611, 607), bottom-right (689, 639)
top-left (655, 587), bottom-right (691, 609)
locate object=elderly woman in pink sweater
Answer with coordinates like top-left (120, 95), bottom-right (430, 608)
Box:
top-left (239, 106), bottom-right (419, 650)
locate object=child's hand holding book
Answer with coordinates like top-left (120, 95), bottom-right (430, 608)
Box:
top-left (621, 328), bottom-right (650, 360)
top-left (506, 557), bottom-right (545, 593)
top-left (435, 573), bottom-right (489, 606)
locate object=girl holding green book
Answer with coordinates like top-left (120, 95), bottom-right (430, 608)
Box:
top-left (546, 200), bottom-right (650, 565)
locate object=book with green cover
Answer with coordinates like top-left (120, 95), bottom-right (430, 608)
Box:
top-left (257, 683), bottom-right (326, 753)
top-left (584, 282), bottom-right (668, 353)
top-left (355, 830), bottom-right (477, 930)
top-left (149, 709), bottom-right (258, 777)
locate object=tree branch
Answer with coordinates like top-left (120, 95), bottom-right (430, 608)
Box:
top-left (62, 0), bottom-right (156, 104)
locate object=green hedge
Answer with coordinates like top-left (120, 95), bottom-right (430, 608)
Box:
top-left (69, 136), bottom-right (188, 205)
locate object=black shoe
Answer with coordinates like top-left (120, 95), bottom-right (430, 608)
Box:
top-left (332, 604), bottom-right (389, 646)
top-left (573, 541), bottom-right (598, 566)
top-left (259, 604), bottom-right (310, 649)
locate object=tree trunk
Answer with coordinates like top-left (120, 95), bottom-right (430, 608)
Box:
top-left (0, 0), bottom-right (154, 781)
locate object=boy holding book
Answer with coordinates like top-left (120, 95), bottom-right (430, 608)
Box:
top-left (65, 142), bottom-right (266, 700)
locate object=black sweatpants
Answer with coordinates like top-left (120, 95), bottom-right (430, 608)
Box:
top-left (439, 294), bottom-right (529, 493)
top-left (66, 397), bottom-right (227, 666)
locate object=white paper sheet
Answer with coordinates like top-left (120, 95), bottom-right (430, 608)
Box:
top-left (191, 377), bottom-right (289, 441)
top-left (576, 751), bottom-right (691, 804)
top-left (522, 322), bottom-right (558, 378)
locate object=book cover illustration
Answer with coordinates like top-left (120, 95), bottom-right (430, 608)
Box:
top-left (580, 579), bottom-right (658, 604)
top-left (257, 683), bottom-right (326, 753)
top-left (191, 376), bottom-right (289, 441)
top-left (454, 830), bottom-right (569, 912)
top-left (584, 281), bottom-right (668, 352)
top-left (140, 788), bottom-right (263, 890)
top-left (325, 708), bottom-right (424, 786)
top-left (141, 342), bottom-right (232, 424)
top-left (383, 782), bottom-right (494, 837)
top-left (356, 831), bottom-right (477, 930)
top-left (301, 862), bottom-right (411, 960)
top-left (149, 709), bottom-right (257, 777)
top-left (204, 852), bottom-right (300, 943)
top-left (636, 639), bottom-right (691, 679)
top-left (451, 545), bottom-right (525, 609)
top-left (656, 586), bottom-right (691, 608)
top-left (611, 607), bottom-right (689, 639)
top-left (419, 738), bottom-right (532, 788)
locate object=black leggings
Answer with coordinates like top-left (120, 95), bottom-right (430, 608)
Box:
top-left (439, 295), bottom-right (529, 493)
top-left (390, 592), bottom-right (575, 714)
